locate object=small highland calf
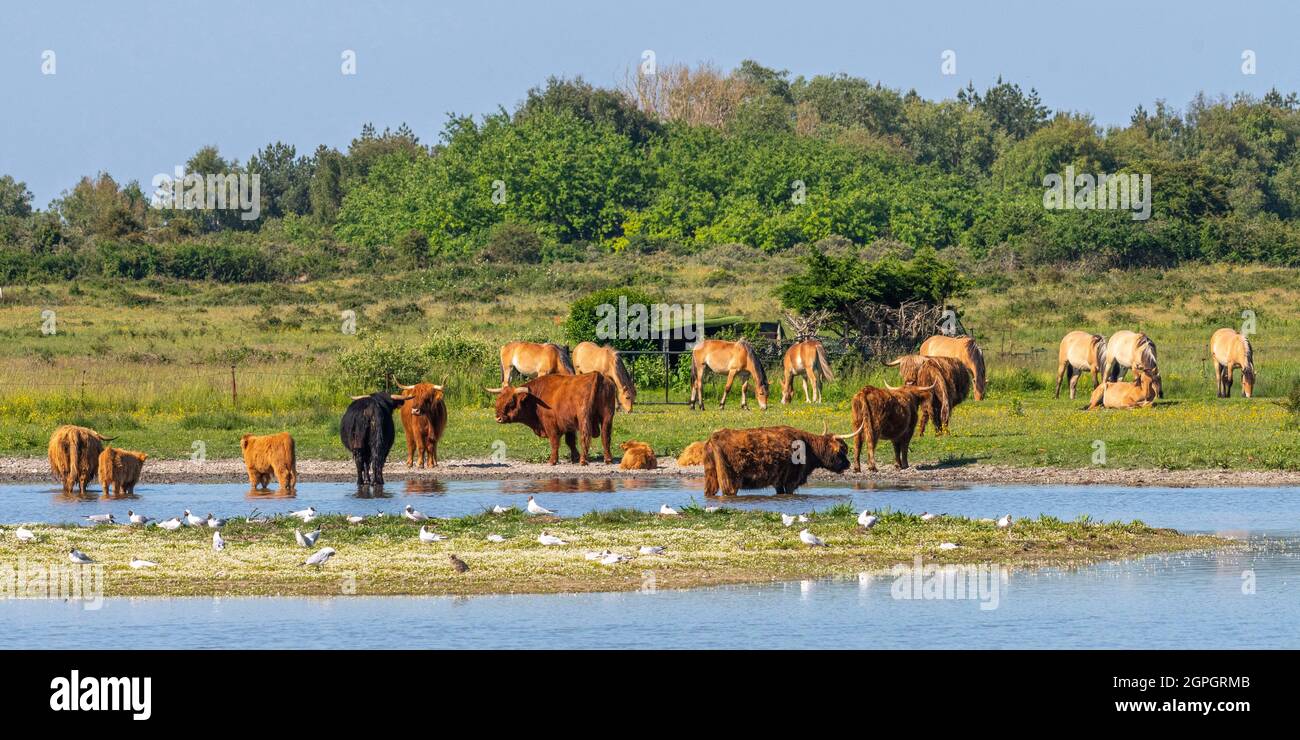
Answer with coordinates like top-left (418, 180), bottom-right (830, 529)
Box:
top-left (619, 440), bottom-right (658, 470)
top-left (98, 447), bottom-right (148, 496)
top-left (240, 432), bottom-right (298, 490)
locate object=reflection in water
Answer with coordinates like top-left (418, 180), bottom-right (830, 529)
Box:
top-left (502, 478), bottom-right (616, 494)
top-left (245, 486), bottom-right (298, 501)
top-left (403, 478), bottom-right (448, 495)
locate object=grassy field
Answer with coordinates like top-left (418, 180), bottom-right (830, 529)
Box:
top-left (0, 506), bottom-right (1220, 596)
top-left (3, 256), bottom-right (1300, 471)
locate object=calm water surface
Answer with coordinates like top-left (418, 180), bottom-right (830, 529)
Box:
top-left (2, 478), bottom-right (1297, 648)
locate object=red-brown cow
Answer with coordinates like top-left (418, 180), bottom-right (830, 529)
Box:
top-left (485, 372), bottom-right (615, 465)
top-left (850, 383), bottom-right (934, 472)
top-left (702, 424), bottom-right (862, 496)
top-left (396, 381), bottom-right (448, 468)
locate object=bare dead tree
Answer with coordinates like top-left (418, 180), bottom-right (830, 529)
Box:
top-left (782, 309), bottom-right (835, 340)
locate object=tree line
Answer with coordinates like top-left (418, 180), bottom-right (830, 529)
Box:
top-left (5, 60), bottom-right (1300, 285)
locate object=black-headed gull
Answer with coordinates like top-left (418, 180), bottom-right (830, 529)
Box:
top-left (491, 504), bottom-right (512, 514)
top-left (346, 514), bottom-right (365, 524)
top-left (920, 512), bottom-right (940, 521)
top-left (206, 513), bottom-right (226, 529)
top-left (129, 557), bottom-right (157, 569)
top-left (659, 504), bottom-right (679, 516)
top-left (84, 513), bottom-right (115, 525)
top-left (638, 545), bottom-right (666, 555)
top-left (290, 507), bottom-right (317, 523)
top-left (537, 532), bottom-right (567, 546)
top-left (997, 514), bottom-right (1013, 530)
top-left (295, 528), bottom-right (321, 548)
top-left (69, 548), bottom-right (94, 564)
top-left (858, 511), bottom-right (879, 529)
top-left (15, 527), bottom-right (35, 542)
top-left (600, 553), bottom-right (630, 565)
top-left (526, 497), bottom-right (555, 515)
top-left (403, 505), bottom-right (427, 521)
top-left (448, 554), bottom-right (469, 573)
top-left (584, 550), bottom-right (612, 560)
top-left (781, 513), bottom-right (796, 527)
top-left (486, 534), bottom-right (506, 543)
top-left (128, 510), bottom-right (151, 526)
top-left (797, 514), bottom-right (809, 523)
top-left (419, 525), bottom-right (446, 543)
top-left (158, 517), bottom-right (182, 531)
top-left (212, 531), bottom-right (225, 551)
top-left (704, 506), bottom-right (721, 513)
top-left (939, 542), bottom-right (959, 550)
top-left (799, 529), bottom-right (827, 547)
top-left (184, 509), bottom-right (206, 527)
top-left (301, 547), bottom-right (336, 567)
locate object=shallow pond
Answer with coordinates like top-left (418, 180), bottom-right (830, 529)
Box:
top-left (2, 478), bottom-right (1298, 649)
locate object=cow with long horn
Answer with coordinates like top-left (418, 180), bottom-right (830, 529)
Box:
top-left (702, 423), bottom-right (862, 496)
top-left (396, 381), bottom-right (448, 467)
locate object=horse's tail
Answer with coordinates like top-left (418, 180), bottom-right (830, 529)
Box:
top-left (738, 339), bottom-right (768, 393)
top-left (551, 343), bottom-right (575, 374)
top-left (814, 341), bottom-right (834, 381)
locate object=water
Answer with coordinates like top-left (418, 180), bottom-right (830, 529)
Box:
top-left (3, 478), bottom-right (1298, 648)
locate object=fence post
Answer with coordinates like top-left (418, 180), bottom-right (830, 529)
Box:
top-left (230, 365), bottom-right (237, 408)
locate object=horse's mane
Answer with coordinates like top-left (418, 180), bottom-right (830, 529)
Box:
top-left (610, 348), bottom-right (635, 399)
top-left (1242, 336), bottom-right (1254, 368)
top-left (737, 339), bottom-right (768, 389)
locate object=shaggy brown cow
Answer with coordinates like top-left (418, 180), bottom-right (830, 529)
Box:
top-left (98, 447), bottom-right (148, 496)
top-left (850, 384), bottom-right (935, 472)
top-left (919, 335), bottom-right (986, 400)
top-left (240, 432), bottom-right (298, 490)
top-left (702, 424), bottom-right (861, 496)
top-left (619, 440), bottom-right (658, 470)
top-left (677, 441), bottom-right (708, 466)
top-left (486, 372), bottom-right (616, 465)
top-left (887, 354), bottom-right (971, 436)
top-left (48, 425), bottom-right (114, 494)
top-left (396, 381), bottom-right (448, 467)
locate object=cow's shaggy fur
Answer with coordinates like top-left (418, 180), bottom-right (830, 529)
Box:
top-left (850, 385), bottom-right (933, 472)
top-left (48, 424), bottom-right (112, 493)
top-left (241, 432), bottom-right (298, 490)
top-left (893, 355), bottom-right (971, 436)
top-left (399, 383), bottom-right (448, 468)
top-left (702, 426), bottom-right (852, 496)
top-left (676, 441), bottom-right (708, 466)
top-left (619, 440), bottom-right (658, 470)
top-left (98, 447), bottom-right (148, 496)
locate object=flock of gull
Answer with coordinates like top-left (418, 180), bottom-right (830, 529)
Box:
top-left (12, 497), bottom-right (1016, 574)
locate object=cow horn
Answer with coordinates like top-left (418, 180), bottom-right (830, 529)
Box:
top-left (916, 383), bottom-right (936, 391)
top-left (835, 421), bottom-right (865, 440)
top-left (514, 387), bottom-right (531, 396)
top-left (99, 435), bottom-right (117, 442)
top-left (883, 380), bottom-right (898, 390)
top-left (432, 384), bottom-right (444, 391)
top-left (484, 387), bottom-right (504, 394)
top-left (885, 357), bottom-right (902, 367)
top-left (397, 381), bottom-right (417, 390)
top-left (821, 420), bottom-right (829, 435)
top-left (350, 394), bottom-right (368, 400)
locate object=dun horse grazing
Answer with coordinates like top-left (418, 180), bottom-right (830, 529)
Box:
top-left (1055, 331), bottom-right (1107, 400)
top-left (919, 335), bottom-right (986, 400)
top-left (1104, 330), bottom-right (1163, 398)
top-left (689, 338), bottom-right (769, 410)
top-left (1211, 328), bottom-right (1255, 398)
top-left (499, 341), bottom-right (574, 386)
top-left (1087, 368), bottom-right (1159, 410)
top-left (573, 341), bottom-right (636, 412)
top-left (780, 339), bottom-right (835, 404)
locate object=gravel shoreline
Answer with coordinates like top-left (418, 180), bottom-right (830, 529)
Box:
top-left (6, 456), bottom-right (1300, 488)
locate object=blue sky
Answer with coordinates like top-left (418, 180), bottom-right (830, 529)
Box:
top-left (2, 0), bottom-right (1298, 206)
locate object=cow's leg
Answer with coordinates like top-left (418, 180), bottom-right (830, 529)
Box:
top-left (353, 449), bottom-right (369, 485)
top-left (918, 405), bottom-right (930, 437)
top-left (247, 466), bottom-right (259, 488)
top-left (576, 420), bottom-right (592, 466)
top-left (430, 431), bottom-right (439, 467)
top-left (1069, 371), bottom-right (1081, 400)
top-left (599, 412), bottom-right (613, 464)
top-left (405, 431), bottom-right (416, 467)
top-left (372, 445), bottom-right (388, 486)
top-left (853, 426), bottom-right (864, 473)
top-left (897, 427), bottom-right (916, 469)
top-left (867, 437), bottom-right (879, 473)
top-left (719, 370), bottom-right (737, 409)
top-left (547, 433), bottom-right (561, 465)
top-left (703, 459), bottom-right (718, 496)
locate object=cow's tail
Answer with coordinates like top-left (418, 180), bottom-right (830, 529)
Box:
top-left (706, 440), bottom-right (734, 495)
top-left (970, 343), bottom-right (986, 400)
top-left (814, 341), bottom-right (835, 381)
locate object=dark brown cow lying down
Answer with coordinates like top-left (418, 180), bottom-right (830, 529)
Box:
top-left (888, 355), bottom-right (971, 436)
top-left (702, 424), bottom-right (861, 496)
top-left (850, 384), bottom-right (934, 472)
top-left (487, 372), bottom-right (615, 465)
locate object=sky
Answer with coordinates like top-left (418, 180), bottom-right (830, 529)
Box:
top-left (2, 0), bottom-right (1299, 206)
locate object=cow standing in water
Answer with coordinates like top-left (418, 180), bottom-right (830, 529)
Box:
top-left (1211, 328), bottom-right (1255, 398)
top-left (1055, 331), bottom-right (1107, 400)
top-left (780, 339), bottom-right (835, 404)
top-left (340, 392), bottom-right (411, 486)
top-left (499, 342), bottom-right (574, 386)
top-left (1104, 330), bottom-right (1163, 399)
top-left (702, 424), bottom-right (861, 496)
top-left (919, 335), bottom-right (986, 400)
top-left (689, 339), bottom-right (769, 410)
